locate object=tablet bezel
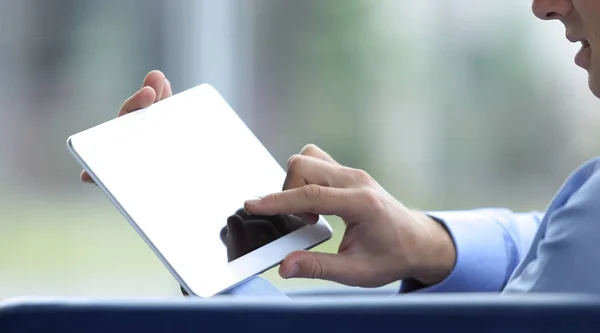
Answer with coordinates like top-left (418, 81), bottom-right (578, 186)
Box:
top-left (67, 84), bottom-right (333, 297)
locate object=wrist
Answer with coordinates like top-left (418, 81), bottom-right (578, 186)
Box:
top-left (409, 211), bottom-right (456, 286)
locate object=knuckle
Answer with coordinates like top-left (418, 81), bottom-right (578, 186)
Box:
top-left (261, 192), bottom-right (280, 206)
top-left (352, 168), bottom-right (374, 185)
top-left (359, 188), bottom-right (385, 215)
top-left (301, 184), bottom-right (323, 202)
top-left (287, 154), bottom-right (304, 170)
top-left (310, 260), bottom-right (324, 279)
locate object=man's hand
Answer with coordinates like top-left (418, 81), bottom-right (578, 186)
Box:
top-left (244, 144), bottom-right (457, 288)
top-left (80, 70), bottom-right (172, 184)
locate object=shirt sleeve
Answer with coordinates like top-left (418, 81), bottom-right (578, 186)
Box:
top-left (504, 167), bottom-right (600, 293)
top-left (400, 209), bottom-right (543, 293)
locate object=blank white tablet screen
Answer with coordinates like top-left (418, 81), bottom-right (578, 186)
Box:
top-left (67, 84), bottom-right (332, 297)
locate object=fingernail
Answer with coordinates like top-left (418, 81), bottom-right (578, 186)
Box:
top-left (245, 197), bottom-right (263, 206)
top-left (286, 264), bottom-right (299, 279)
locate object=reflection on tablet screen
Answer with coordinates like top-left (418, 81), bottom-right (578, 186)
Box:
top-left (221, 208), bottom-right (308, 262)
top-left (181, 208), bottom-right (307, 296)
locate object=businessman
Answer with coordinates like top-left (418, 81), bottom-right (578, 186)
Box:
top-left (82, 0), bottom-right (600, 296)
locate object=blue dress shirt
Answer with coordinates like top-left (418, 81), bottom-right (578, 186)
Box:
top-left (223, 156), bottom-right (600, 297)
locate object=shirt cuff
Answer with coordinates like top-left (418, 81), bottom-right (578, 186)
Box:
top-left (400, 210), bottom-right (511, 293)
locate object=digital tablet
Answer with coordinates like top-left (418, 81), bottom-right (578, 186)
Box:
top-left (67, 84), bottom-right (333, 297)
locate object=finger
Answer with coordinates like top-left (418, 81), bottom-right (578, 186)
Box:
top-left (245, 185), bottom-right (373, 220)
top-left (284, 145), bottom-right (338, 221)
top-left (80, 170), bottom-right (94, 184)
top-left (117, 86), bottom-right (156, 117)
top-left (284, 154), bottom-right (353, 190)
top-left (284, 155), bottom-right (344, 222)
top-left (300, 144), bottom-right (339, 165)
top-left (154, 77), bottom-right (166, 102)
top-left (141, 70), bottom-right (167, 101)
top-left (279, 250), bottom-right (358, 286)
top-left (161, 79), bottom-right (172, 100)
top-left (282, 155), bottom-right (359, 221)
top-left (117, 70), bottom-right (165, 116)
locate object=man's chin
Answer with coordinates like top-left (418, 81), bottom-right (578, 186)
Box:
top-left (588, 71), bottom-right (600, 98)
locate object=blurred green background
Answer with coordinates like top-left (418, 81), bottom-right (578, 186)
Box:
top-left (1, 0), bottom-right (599, 298)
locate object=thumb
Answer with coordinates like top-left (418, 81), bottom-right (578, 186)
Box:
top-left (279, 250), bottom-right (354, 285)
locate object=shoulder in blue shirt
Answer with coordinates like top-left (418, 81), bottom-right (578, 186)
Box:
top-left (505, 157), bottom-right (600, 293)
